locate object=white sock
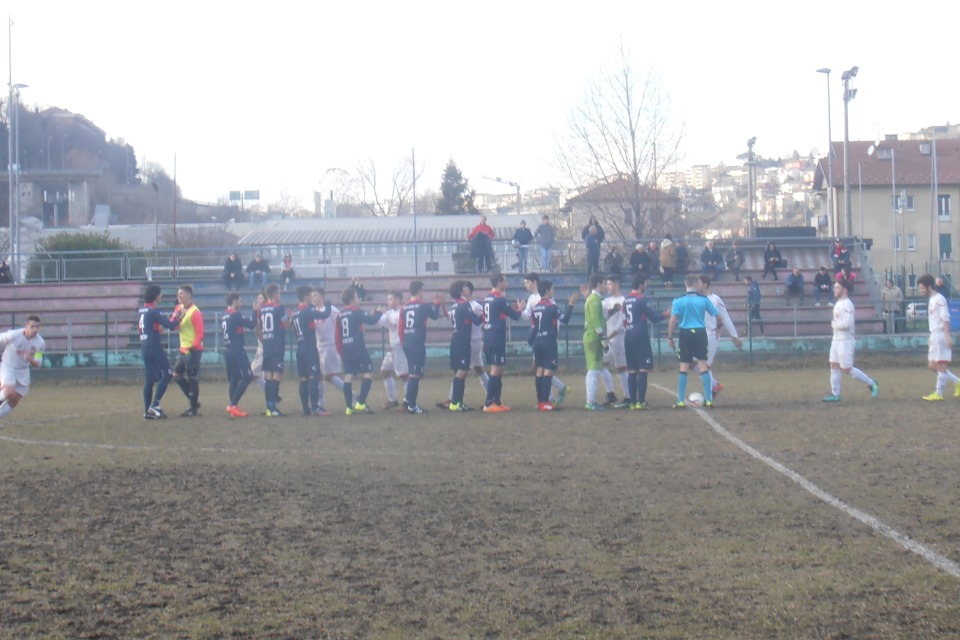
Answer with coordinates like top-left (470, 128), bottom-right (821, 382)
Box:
top-left (329, 376), bottom-right (345, 392)
top-left (830, 369), bottom-right (842, 396)
top-left (586, 370), bottom-right (599, 404)
top-left (256, 376), bottom-right (266, 390)
top-left (619, 372), bottom-right (629, 397)
top-left (448, 380), bottom-right (455, 401)
top-left (478, 372), bottom-right (489, 392)
top-left (551, 376), bottom-right (565, 389)
top-left (849, 367), bottom-right (874, 387)
top-left (0, 388), bottom-right (7, 403)
top-left (937, 372), bottom-right (947, 395)
top-left (600, 368), bottom-right (615, 393)
top-left (710, 371), bottom-right (719, 388)
top-left (0, 402), bottom-right (12, 418)
top-left (945, 369), bottom-right (960, 385)
top-left (383, 377), bottom-right (396, 402)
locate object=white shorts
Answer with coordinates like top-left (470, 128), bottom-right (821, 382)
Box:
top-left (829, 339), bottom-right (855, 370)
top-left (381, 344), bottom-right (409, 376)
top-left (0, 363), bottom-right (31, 397)
top-left (928, 332), bottom-right (952, 364)
top-left (471, 340), bottom-right (485, 369)
top-left (319, 344), bottom-right (341, 376)
top-left (603, 335), bottom-right (627, 369)
top-left (706, 332), bottom-right (719, 366)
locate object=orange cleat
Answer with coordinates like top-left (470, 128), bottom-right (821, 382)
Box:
top-left (483, 403), bottom-right (511, 413)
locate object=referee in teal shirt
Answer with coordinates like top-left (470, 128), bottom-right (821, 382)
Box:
top-left (667, 274), bottom-right (718, 408)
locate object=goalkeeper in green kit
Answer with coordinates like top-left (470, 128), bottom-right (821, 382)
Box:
top-left (581, 273), bottom-right (609, 410)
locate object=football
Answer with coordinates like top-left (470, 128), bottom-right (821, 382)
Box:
top-left (687, 392), bottom-right (705, 408)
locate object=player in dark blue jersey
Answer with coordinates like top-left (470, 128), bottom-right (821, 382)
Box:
top-left (622, 273), bottom-right (667, 409)
top-left (335, 286), bottom-right (384, 415)
top-left (530, 280), bottom-right (578, 411)
top-left (399, 280), bottom-right (442, 414)
top-left (448, 280), bottom-right (483, 411)
top-left (481, 273), bottom-right (523, 412)
top-left (222, 292), bottom-right (258, 417)
top-left (259, 283), bottom-right (288, 416)
top-left (290, 285), bottom-right (333, 416)
top-left (138, 284), bottom-right (182, 419)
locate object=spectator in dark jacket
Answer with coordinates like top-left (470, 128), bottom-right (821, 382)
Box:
top-left (675, 239), bottom-right (690, 274)
top-left (534, 215), bottom-right (556, 272)
top-left (222, 253), bottom-right (243, 290)
top-left (247, 253), bottom-right (270, 290)
top-left (629, 244), bottom-right (650, 276)
top-left (699, 240), bottom-right (724, 279)
top-left (468, 216), bottom-right (496, 272)
top-left (0, 259), bottom-right (12, 284)
top-left (585, 225), bottom-right (602, 278)
top-left (603, 244), bottom-right (624, 278)
top-left (512, 221), bottom-right (534, 272)
top-left (784, 267), bottom-right (805, 305)
top-left (762, 242), bottom-right (782, 280)
top-left (581, 216), bottom-right (605, 244)
top-left (725, 242), bottom-right (745, 281)
top-left (813, 266), bottom-right (834, 306)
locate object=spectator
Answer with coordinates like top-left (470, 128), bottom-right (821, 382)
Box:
top-left (659, 235), bottom-right (677, 287)
top-left (350, 277), bottom-right (368, 301)
top-left (881, 278), bottom-right (904, 332)
top-left (699, 240), bottom-right (724, 279)
top-left (832, 239), bottom-right (851, 272)
top-left (784, 267), bottom-right (805, 306)
top-left (835, 265), bottom-right (857, 291)
top-left (934, 276), bottom-right (950, 296)
top-left (745, 275), bottom-right (764, 336)
top-left (603, 244), bottom-right (624, 278)
top-left (278, 254), bottom-right (295, 291)
top-left (0, 259), bottom-right (12, 284)
top-left (813, 266), bottom-right (834, 306)
top-left (585, 225), bottom-right (602, 278)
top-left (629, 244), bottom-right (650, 276)
top-left (762, 242), bottom-right (782, 280)
top-left (725, 242), bottom-right (745, 281)
top-left (247, 253), bottom-right (270, 290)
top-left (533, 215), bottom-right (556, 272)
top-left (468, 216), bottom-right (496, 273)
top-left (675, 239), bottom-right (690, 274)
top-left (581, 216), bottom-right (606, 244)
top-left (222, 253), bottom-right (243, 291)
top-left (648, 241), bottom-right (660, 276)
top-left (511, 221), bottom-right (533, 273)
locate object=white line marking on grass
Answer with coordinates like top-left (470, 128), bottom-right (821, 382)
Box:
top-left (651, 382), bottom-right (960, 579)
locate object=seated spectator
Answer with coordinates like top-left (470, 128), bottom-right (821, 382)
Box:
top-left (784, 267), bottom-right (805, 305)
top-left (813, 266), bottom-right (834, 306)
top-left (222, 253), bottom-right (243, 291)
top-left (247, 253), bottom-right (270, 290)
top-left (675, 239), bottom-right (690, 274)
top-left (725, 242), bottom-right (745, 281)
top-left (832, 239), bottom-right (851, 272)
top-left (0, 259), bottom-right (12, 284)
top-left (762, 242), bottom-right (782, 280)
top-left (603, 244), bottom-right (624, 278)
top-left (835, 265), bottom-right (856, 291)
top-left (699, 240), bottom-right (724, 279)
top-left (629, 244), bottom-right (650, 276)
top-left (279, 254), bottom-right (295, 291)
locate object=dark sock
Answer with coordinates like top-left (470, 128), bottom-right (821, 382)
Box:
top-left (299, 380), bottom-right (309, 412)
top-left (406, 377), bottom-right (420, 407)
top-left (343, 382), bottom-right (353, 408)
top-left (308, 379), bottom-right (320, 410)
top-left (628, 372), bottom-right (638, 403)
top-left (452, 377), bottom-right (465, 405)
top-left (637, 371), bottom-right (648, 403)
top-left (358, 378), bottom-right (372, 404)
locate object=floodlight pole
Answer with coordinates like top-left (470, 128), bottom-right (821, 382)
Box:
top-left (841, 66), bottom-right (859, 237)
top-left (816, 68), bottom-right (834, 238)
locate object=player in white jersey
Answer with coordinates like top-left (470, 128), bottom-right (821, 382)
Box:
top-left (249, 293), bottom-right (268, 392)
top-left (822, 279), bottom-right (879, 402)
top-left (602, 275), bottom-right (629, 407)
top-left (378, 290), bottom-right (409, 410)
top-left (0, 315), bottom-right (45, 420)
top-left (439, 281), bottom-right (490, 408)
top-left (917, 274), bottom-right (959, 401)
top-left (312, 288), bottom-right (345, 413)
top-left (699, 276), bottom-right (742, 395)
top-left (519, 274), bottom-right (568, 405)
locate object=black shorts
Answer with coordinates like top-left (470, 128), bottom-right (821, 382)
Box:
top-left (296, 343), bottom-right (321, 378)
top-left (483, 343), bottom-right (506, 367)
top-left (224, 348), bottom-right (252, 381)
top-left (143, 351), bottom-right (171, 383)
top-left (625, 335), bottom-right (654, 371)
top-left (677, 328), bottom-right (707, 364)
top-left (342, 351), bottom-right (374, 376)
top-left (174, 349), bottom-right (202, 378)
top-left (532, 341), bottom-right (558, 370)
top-left (262, 349), bottom-right (285, 375)
top-left (403, 342), bottom-right (426, 378)
top-left (450, 338), bottom-right (472, 371)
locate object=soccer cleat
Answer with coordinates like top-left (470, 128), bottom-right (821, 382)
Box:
top-left (630, 402), bottom-right (650, 411)
top-left (482, 403), bottom-right (511, 413)
top-left (448, 402), bottom-right (461, 411)
top-left (538, 401), bottom-right (557, 411)
top-left (584, 402), bottom-right (606, 411)
top-left (266, 409), bottom-right (286, 417)
top-left (954, 384), bottom-right (960, 399)
top-left (313, 407), bottom-right (331, 416)
top-left (353, 403), bottom-right (374, 414)
top-left (383, 400), bottom-right (400, 411)
top-left (871, 381), bottom-right (880, 398)
top-left (922, 392), bottom-right (944, 402)
top-left (181, 406), bottom-right (200, 417)
top-left (604, 392), bottom-right (618, 406)
top-left (407, 405), bottom-right (428, 414)
top-left (712, 383), bottom-right (724, 397)
top-left (231, 407), bottom-right (249, 418)
top-left (436, 400), bottom-right (452, 410)
top-left (556, 385), bottom-right (567, 406)
top-left (144, 411), bottom-right (155, 420)
top-left (672, 401), bottom-right (685, 409)
top-left (345, 407), bottom-right (355, 416)
top-left (612, 400), bottom-right (631, 409)
top-left (821, 394), bottom-right (842, 402)
top-left (704, 401), bottom-right (714, 409)
top-left (147, 406), bottom-right (167, 419)
top-left (455, 403), bottom-right (475, 412)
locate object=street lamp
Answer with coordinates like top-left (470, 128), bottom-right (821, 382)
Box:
top-left (816, 68), bottom-right (834, 237)
top-left (841, 65), bottom-right (859, 237)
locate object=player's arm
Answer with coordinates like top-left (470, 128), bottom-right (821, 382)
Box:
top-left (667, 314), bottom-right (678, 348)
top-left (559, 303), bottom-right (575, 325)
top-left (191, 312), bottom-right (205, 349)
top-left (428, 301), bottom-right (441, 320)
top-left (155, 308), bottom-right (180, 330)
top-left (505, 299), bottom-right (522, 321)
top-left (0, 329), bottom-right (13, 350)
top-left (716, 300), bottom-right (739, 339)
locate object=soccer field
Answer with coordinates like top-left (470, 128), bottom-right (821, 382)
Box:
top-left (2, 366), bottom-right (959, 638)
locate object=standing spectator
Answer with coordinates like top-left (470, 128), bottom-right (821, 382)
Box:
top-left (832, 239), bottom-right (851, 272)
top-left (881, 278), bottom-right (903, 332)
top-left (699, 240), bottom-right (724, 279)
top-left (533, 215), bottom-right (556, 272)
top-left (0, 259), bottom-right (13, 284)
top-left (648, 241), bottom-right (661, 276)
top-left (745, 276), bottom-right (764, 336)
top-left (725, 242), bottom-right (745, 281)
top-left (279, 254), bottom-right (296, 291)
top-left (674, 239), bottom-right (690, 274)
top-left (814, 266), bottom-right (835, 306)
top-left (222, 253), bottom-right (243, 291)
top-left (511, 221), bottom-right (533, 273)
top-left (581, 215), bottom-right (606, 244)
top-left (761, 242), bottom-right (782, 280)
top-left (247, 253), bottom-right (270, 290)
top-left (468, 215), bottom-right (496, 273)
top-left (934, 276), bottom-right (950, 297)
top-left (629, 244), bottom-right (650, 276)
top-left (659, 235), bottom-right (677, 287)
top-left (603, 244), bottom-right (624, 278)
top-left (584, 225), bottom-right (602, 278)
top-left (784, 267), bottom-right (806, 306)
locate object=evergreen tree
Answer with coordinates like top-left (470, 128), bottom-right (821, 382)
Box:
top-left (436, 159), bottom-right (479, 215)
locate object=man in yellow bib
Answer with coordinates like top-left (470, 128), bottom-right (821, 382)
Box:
top-left (172, 285), bottom-right (204, 416)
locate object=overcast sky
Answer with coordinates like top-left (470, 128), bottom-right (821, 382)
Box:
top-left (6, 1), bottom-right (958, 208)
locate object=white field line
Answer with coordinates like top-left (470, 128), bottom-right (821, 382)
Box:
top-left (652, 382), bottom-right (960, 579)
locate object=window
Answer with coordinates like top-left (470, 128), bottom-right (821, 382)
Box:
top-left (907, 234), bottom-right (917, 252)
top-left (938, 195), bottom-right (951, 220)
top-left (941, 233), bottom-right (953, 260)
top-left (894, 234), bottom-right (902, 252)
top-left (891, 194), bottom-right (915, 212)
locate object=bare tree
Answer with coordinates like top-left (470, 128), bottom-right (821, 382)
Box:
top-left (268, 189), bottom-right (305, 216)
top-left (556, 43), bottom-right (684, 239)
top-left (356, 156), bottom-right (424, 217)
